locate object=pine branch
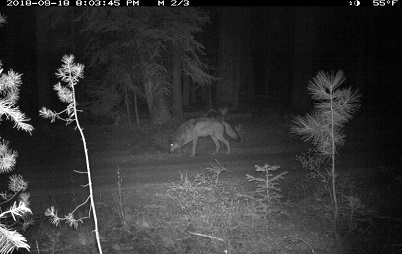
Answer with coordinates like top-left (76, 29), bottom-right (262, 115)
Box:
top-left (0, 226), bottom-right (30, 254)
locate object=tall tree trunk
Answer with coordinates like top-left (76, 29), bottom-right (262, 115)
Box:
top-left (233, 9), bottom-right (254, 107)
top-left (172, 46), bottom-right (183, 117)
top-left (152, 88), bottom-right (171, 124)
top-left (36, 8), bottom-right (51, 132)
top-left (291, 7), bottom-right (316, 111)
top-left (143, 76), bottom-right (171, 125)
top-left (138, 49), bottom-right (172, 125)
top-left (217, 7), bottom-right (250, 107)
top-left (182, 74), bottom-right (191, 107)
top-left (233, 52), bottom-right (241, 107)
top-left (217, 7), bottom-right (238, 106)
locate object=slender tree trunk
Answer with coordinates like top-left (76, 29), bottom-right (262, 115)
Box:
top-left (126, 72), bottom-right (141, 125)
top-left (234, 51), bottom-right (241, 107)
top-left (133, 88), bottom-right (140, 125)
top-left (330, 94), bottom-right (338, 231)
top-left (124, 83), bottom-right (131, 127)
top-left (190, 80), bottom-right (196, 105)
top-left (144, 79), bottom-right (154, 118)
top-left (172, 46), bottom-right (183, 117)
top-left (122, 73), bottom-right (135, 126)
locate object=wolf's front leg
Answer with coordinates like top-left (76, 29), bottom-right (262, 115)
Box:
top-left (191, 137), bottom-right (198, 156)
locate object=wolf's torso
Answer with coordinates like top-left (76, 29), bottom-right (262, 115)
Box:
top-left (169, 117), bottom-right (240, 155)
top-left (173, 118), bottom-right (224, 146)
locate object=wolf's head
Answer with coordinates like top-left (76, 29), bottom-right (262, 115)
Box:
top-left (168, 135), bottom-right (180, 153)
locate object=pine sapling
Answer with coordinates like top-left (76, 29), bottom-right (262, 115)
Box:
top-left (40, 55), bottom-right (103, 254)
top-left (291, 70), bottom-right (361, 230)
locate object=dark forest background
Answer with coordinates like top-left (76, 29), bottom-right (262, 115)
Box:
top-left (0, 7), bottom-right (401, 126)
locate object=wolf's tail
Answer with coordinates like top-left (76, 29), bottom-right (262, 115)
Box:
top-left (222, 121), bottom-right (242, 142)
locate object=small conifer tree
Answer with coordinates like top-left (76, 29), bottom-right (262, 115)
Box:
top-left (291, 70), bottom-right (361, 228)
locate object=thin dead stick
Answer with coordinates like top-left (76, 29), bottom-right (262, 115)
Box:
top-left (188, 231), bottom-right (225, 241)
top-left (285, 236), bottom-right (314, 254)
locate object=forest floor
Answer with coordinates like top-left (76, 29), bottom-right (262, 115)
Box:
top-left (5, 110), bottom-right (402, 254)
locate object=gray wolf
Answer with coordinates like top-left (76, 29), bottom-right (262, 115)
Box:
top-left (169, 118), bottom-right (241, 156)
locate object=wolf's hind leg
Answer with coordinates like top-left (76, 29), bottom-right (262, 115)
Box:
top-left (211, 136), bottom-right (221, 155)
top-left (219, 137), bottom-right (231, 154)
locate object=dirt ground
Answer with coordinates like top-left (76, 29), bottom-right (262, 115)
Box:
top-left (9, 112), bottom-right (393, 194)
